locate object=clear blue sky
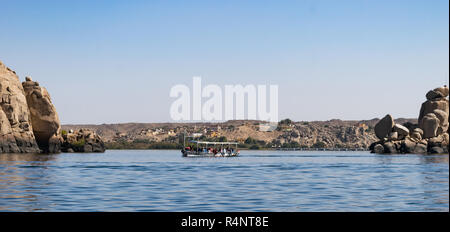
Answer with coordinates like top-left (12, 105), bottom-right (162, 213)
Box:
top-left (1, 0), bottom-right (448, 124)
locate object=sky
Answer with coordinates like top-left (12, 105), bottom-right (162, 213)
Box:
top-left (0, 0), bottom-right (448, 124)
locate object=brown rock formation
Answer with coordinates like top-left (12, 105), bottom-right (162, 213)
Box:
top-left (0, 61), bottom-right (40, 153)
top-left (1, 60), bottom-right (105, 154)
top-left (371, 85), bottom-right (449, 154)
top-left (22, 77), bottom-right (62, 153)
top-left (374, 114), bottom-right (394, 140)
top-left (418, 86), bottom-right (449, 124)
top-left (61, 129), bottom-right (105, 153)
top-left (393, 124), bottom-right (409, 139)
top-left (420, 113), bottom-right (440, 139)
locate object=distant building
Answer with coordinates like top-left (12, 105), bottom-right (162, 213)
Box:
top-left (191, 133), bottom-right (203, 138)
top-left (259, 122), bottom-right (277, 132)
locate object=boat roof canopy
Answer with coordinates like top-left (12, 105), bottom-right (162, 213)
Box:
top-left (188, 140), bottom-right (239, 145)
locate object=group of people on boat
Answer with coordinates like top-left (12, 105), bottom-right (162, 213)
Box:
top-left (184, 146), bottom-right (236, 155)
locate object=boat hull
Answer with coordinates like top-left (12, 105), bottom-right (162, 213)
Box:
top-left (181, 150), bottom-right (239, 157)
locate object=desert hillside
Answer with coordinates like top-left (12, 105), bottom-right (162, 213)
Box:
top-left (62, 118), bottom-right (417, 150)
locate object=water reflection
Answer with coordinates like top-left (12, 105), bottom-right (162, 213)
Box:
top-left (374, 153), bottom-right (450, 211)
top-left (419, 155), bottom-right (449, 210)
top-left (373, 153), bottom-right (449, 165)
top-left (0, 153), bottom-right (57, 162)
top-left (419, 154), bottom-right (449, 164)
top-left (0, 153), bottom-right (56, 211)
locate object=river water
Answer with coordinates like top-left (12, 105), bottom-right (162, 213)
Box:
top-left (0, 150), bottom-right (448, 211)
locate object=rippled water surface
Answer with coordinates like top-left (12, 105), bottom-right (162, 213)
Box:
top-left (0, 150), bottom-right (448, 211)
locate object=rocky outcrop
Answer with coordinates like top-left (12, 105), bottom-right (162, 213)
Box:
top-left (0, 61), bottom-right (40, 153)
top-left (420, 113), bottom-right (440, 139)
top-left (1, 60), bottom-right (104, 153)
top-left (370, 85), bottom-right (449, 154)
top-left (374, 114), bottom-right (394, 140)
top-left (61, 129), bottom-right (105, 153)
top-left (393, 124), bottom-right (409, 139)
top-left (22, 77), bottom-right (63, 153)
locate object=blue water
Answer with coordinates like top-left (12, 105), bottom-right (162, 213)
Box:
top-left (0, 150), bottom-right (448, 211)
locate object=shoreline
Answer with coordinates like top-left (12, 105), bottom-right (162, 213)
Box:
top-left (102, 147), bottom-right (371, 151)
top-left (70, 119), bottom-right (419, 152)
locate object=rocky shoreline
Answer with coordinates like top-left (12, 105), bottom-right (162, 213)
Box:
top-left (0, 60), bottom-right (105, 153)
top-left (370, 86), bottom-right (449, 154)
